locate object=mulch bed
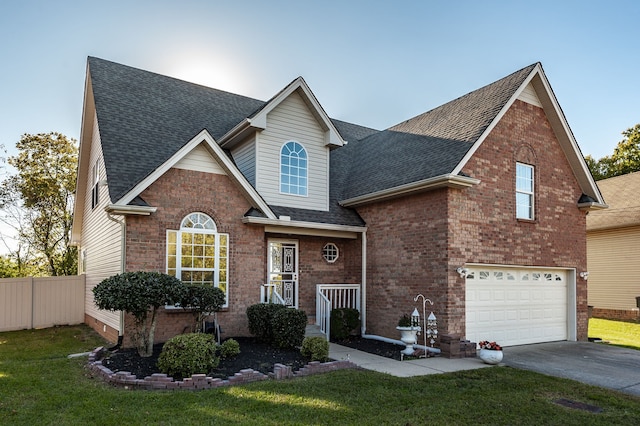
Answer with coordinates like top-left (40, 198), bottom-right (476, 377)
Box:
top-left (101, 336), bottom-right (408, 380)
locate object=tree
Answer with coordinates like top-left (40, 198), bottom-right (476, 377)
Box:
top-left (93, 272), bottom-right (187, 357)
top-left (586, 124), bottom-right (640, 180)
top-left (1, 133), bottom-right (78, 275)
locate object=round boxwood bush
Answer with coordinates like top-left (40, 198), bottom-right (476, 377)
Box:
top-left (330, 308), bottom-right (360, 340)
top-left (301, 336), bottom-right (329, 362)
top-left (219, 338), bottom-right (240, 360)
top-left (246, 303), bottom-right (287, 343)
top-left (157, 333), bottom-right (219, 379)
top-left (271, 307), bottom-right (307, 348)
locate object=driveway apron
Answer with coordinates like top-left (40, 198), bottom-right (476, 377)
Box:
top-left (503, 341), bottom-right (640, 397)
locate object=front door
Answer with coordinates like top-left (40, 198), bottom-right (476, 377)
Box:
top-left (268, 239), bottom-right (299, 308)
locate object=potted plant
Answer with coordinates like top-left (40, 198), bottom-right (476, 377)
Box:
top-left (478, 340), bottom-right (503, 364)
top-left (396, 314), bottom-right (421, 355)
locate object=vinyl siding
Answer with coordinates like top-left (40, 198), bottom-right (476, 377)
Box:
top-left (81, 112), bottom-right (122, 331)
top-left (517, 83), bottom-right (543, 107)
top-left (587, 226), bottom-right (640, 310)
top-left (232, 138), bottom-right (256, 185)
top-left (173, 143), bottom-right (226, 175)
top-left (256, 91), bottom-right (329, 211)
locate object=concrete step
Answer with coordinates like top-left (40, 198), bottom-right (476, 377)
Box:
top-left (305, 324), bottom-right (326, 338)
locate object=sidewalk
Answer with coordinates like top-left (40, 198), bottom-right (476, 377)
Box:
top-left (329, 342), bottom-right (491, 377)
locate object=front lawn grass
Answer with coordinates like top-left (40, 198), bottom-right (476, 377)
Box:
top-left (589, 318), bottom-right (640, 350)
top-left (1, 326), bottom-right (639, 425)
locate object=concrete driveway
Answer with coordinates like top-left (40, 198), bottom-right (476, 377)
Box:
top-left (503, 341), bottom-right (640, 397)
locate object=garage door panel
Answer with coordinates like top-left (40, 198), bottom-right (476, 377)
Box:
top-left (466, 266), bottom-right (568, 347)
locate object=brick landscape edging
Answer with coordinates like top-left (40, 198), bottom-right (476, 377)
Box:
top-left (87, 346), bottom-right (357, 391)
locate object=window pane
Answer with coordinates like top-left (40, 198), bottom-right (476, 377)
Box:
top-left (204, 257), bottom-right (215, 268)
top-left (168, 256), bottom-right (176, 269)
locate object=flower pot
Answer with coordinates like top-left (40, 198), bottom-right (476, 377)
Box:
top-left (479, 348), bottom-right (503, 365)
top-left (396, 326), bottom-right (420, 355)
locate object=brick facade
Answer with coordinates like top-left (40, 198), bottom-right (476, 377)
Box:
top-left (115, 100), bottom-right (589, 347)
top-left (356, 100), bottom-right (589, 341)
top-left (122, 168), bottom-right (265, 346)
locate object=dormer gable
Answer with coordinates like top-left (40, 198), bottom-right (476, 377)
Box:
top-left (219, 77), bottom-right (345, 150)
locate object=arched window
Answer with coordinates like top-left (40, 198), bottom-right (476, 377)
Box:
top-left (280, 141), bottom-right (308, 196)
top-left (167, 212), bottom-right (228, 305)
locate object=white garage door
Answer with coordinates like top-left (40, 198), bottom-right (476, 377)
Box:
top-left (465, 266), bottom-right (568, 347)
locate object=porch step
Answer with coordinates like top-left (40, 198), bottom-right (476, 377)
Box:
top-left (305, 324), bottom-right (326, 338)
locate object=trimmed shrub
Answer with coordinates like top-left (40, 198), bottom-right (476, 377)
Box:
top-left (330, 308), bottom-right (361, 340)
top-left (301, 336), bottom-right (329, 362)
top-left (219, 338), bottom-right (240, 360)
top-left (180, 285), bottom-right (226, 333)
top-left (246, 303), bottom-right (287, 343)
top-left (157, 333), bottom-right (219, 379)
top-left (272, 308), bottom-right (307, 349)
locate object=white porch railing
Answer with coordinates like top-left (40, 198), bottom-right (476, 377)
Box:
top-left (260, 283), bottom-right (286, 305)
top-left (316, 284), bottom-right (361, 340)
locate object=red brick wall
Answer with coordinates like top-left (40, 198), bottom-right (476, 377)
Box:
top-left (591, 308), bottom-right (639, 322)
top-left (293, 235), bottom-right (362, 321)
top-left (122, 168), bottom-right (265, 346)
top-left (356, 100), bottom-right (589, 341)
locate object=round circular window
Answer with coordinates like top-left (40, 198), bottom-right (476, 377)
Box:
top-left (322, 243), bottom-right (339, 263)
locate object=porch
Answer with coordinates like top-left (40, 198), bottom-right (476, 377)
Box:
top-left (261, 283), bottom-right (361, 340)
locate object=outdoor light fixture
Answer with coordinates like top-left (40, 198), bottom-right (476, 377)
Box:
top-left (579, 271), bottom-right (589, 280)
top-left (411, 307), bottom-right (420, 327)
top-left (456, 267), bottom-right (469, 278)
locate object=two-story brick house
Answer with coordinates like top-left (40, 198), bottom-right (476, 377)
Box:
top-left (72, 57), bottom-right (605, 347)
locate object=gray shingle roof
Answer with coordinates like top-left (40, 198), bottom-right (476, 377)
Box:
top-left (88, 57), bottom-right (537, 226)
top-left (89, 57), bottom-right (266, 202)
top-left (332, 64), bottom-right (538, 200)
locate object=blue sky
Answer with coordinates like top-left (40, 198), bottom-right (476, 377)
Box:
top-left (2, 0), bottom-right (639, 165)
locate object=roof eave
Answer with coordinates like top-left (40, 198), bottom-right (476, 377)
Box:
top-left (105, 204), bottom-right (158, 215)
top-left (340, 174), bottom-right (480, 207)
top-left (242, 216), bottom-right (366, 239)
top-left (578, 202), bottom-right (608, 212)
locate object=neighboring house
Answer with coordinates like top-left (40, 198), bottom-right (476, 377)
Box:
top-left (72, 57), bottom-right (606, 348)
top-left (587, 172), bottom-right (640, 320)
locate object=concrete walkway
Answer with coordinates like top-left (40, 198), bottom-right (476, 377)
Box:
top-left (329, 342), bottom-right (490, 377)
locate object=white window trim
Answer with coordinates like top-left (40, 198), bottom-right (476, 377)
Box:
top-left (166, 213), bottom-right (229, 307)
top-left (516, 162), bottom-right (534, 220)
top-left (279, 140), bottom-right (309, 197)
top-left (322, 243), bottom-right (339, 263)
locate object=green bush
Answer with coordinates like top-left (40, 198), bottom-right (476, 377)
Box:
top-left (246, 303), bottom-right (287, 343)
top-left (272, 307), bottom-right (307, 348)
top-left (93, 271), bottom-right (187, 357)
top-left (300, 336), bottom-right (329, 362)
top-left (157, 333), bottom-right (219, 379)
top-left (218, 338), bottom-right (240, 360)
top-left (180, 285), bottom-right (226, 332)
top-left (330, 308), bottom-right (360, 340)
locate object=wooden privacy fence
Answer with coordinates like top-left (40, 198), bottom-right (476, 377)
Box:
top-left (0, 275), bottom-right (85, 332)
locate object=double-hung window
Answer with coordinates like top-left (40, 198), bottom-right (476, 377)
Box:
top-left (167, 212), bottom-right (228, 306)
top-left (516, 162), bottom-right (534, 220)
top-left (280, 141), bottom-right (308, 196)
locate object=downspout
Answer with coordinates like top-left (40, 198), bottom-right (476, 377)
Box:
top-left (106, 212), bottom-right (126, 341)
top-left (360, 230), bottom-right (367, 336)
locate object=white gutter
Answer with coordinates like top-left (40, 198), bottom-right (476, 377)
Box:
top-left (243, 216), bottom-right (366, 237)
top-left (105, 204), bottom-right (157, 215)
top-left (340, 174), bottom-right (480, 207)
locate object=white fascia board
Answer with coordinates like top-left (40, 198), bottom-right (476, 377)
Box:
top-left (578, 201), bottom-right (608, 211)
top-left (105, 204), bottom-right (157, 215)
top-left (243, 216), bottom-right (366, 239)
top-left (116, 129), bottom-right (277, 219)
top-left (451, 66), bottom-right (539, 177)
top-left (339, 174), bottom-right (480, 207)
top-left (451, 64), bottom-right (605, 206)
top-left (71, 67), bottom-right (96, 243)
top-left (218, 119), bottom-right (253, 149)
top-left (249, 77), bottom-right (344, 147)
